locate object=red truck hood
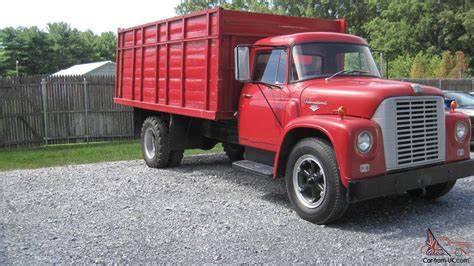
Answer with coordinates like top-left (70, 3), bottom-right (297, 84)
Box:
top-left (299, 77), bottom-right (443, 119)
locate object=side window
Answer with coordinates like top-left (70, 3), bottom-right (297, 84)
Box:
top-left (253, 49), bottom-right (287, 84)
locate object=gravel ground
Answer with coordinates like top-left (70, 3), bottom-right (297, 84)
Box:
top-left (1, 153), bottom-right (473, 264)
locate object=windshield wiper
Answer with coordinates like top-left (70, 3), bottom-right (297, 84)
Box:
top-left (325, 69), bottom-right (370, 81)
top-left (252, 80), bottom-right (282, 89)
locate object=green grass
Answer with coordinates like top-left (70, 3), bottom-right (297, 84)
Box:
top-left (0, 140), bottom-right (223, 171)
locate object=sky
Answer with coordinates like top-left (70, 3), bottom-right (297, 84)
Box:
top-left (0, 0), bottom-right (181, 34)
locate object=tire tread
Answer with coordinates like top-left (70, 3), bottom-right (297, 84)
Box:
top-left (286, 138), bottom-right (348, 224)
top-left (141, 116), bottom-right (170, 168)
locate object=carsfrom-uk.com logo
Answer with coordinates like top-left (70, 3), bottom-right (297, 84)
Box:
top-left (421, 228), bottom-right (471, 264)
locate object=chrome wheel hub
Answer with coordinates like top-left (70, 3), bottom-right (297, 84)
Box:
top-left (292, 155), bottom-right (327, 209)
top-left (144, 128), bottom-right (156, 159)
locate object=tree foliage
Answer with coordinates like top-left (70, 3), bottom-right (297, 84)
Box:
top-left (364, 1), bottom-right (471, 59)
top-left (437, 51), bottom-right (456, 78)
top-left (389, 55), bottom-right (413, 79)
top-left (0, 23), bottom-right (116, 77)
top-left (410, 52), bottom-right (430, 79)
top-left (449, 51), bottom-right (469, 78)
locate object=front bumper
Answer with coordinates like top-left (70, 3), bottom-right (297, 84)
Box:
top-left (347, 152), bottom-right (474, 203)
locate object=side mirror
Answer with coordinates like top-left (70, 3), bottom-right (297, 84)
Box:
top-left (234, 45), bottom-right (250, 82)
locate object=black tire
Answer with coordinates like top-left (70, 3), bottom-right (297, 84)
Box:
top-left (285, 138), bottom-right (348, 224)
top-left (168, 150), bottom-right (184, 167)
top-left (141, 116), bottom-right (170, 168)
top-left (407, 180), bottom-right (457, 200)
top-left (223, 142), bottom-right (244, 161)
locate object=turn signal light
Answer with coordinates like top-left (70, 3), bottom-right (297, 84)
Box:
top-left (338, 106), bottom-right (347, 120)
top-left (451, 100), bottom-right (458, 111)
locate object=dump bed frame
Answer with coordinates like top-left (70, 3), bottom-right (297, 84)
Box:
top-left (115, 8), bottom-right (345, 120)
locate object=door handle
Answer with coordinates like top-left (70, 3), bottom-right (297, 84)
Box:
top-left (242, 94), bottom-right (252, 98)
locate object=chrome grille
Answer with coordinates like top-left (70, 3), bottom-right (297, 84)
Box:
top-left (372, 96), bottom-right (445, 171)
top-left (395, 99), bottom-right (440, 166)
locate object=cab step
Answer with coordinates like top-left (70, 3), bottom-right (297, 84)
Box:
top-left (232, 160), bottom-right (274, 178)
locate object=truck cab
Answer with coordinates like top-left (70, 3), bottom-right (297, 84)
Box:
top-left (234, 31), bottom-right (473, 223)
top-left (237, 32), bottom-right (380, 149)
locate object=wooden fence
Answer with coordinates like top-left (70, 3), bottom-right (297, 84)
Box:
top-left (0, 75), bottom-right (134, 148)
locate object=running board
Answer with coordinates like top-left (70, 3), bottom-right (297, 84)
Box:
top-left (232, 160), bottom-right (274, 178)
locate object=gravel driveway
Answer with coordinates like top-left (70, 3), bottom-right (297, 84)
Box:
top-left (1, 153), bottom-right (473, 264)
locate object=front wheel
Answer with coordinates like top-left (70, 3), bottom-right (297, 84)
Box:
top-left (285, 138), bottom-right (348, 224)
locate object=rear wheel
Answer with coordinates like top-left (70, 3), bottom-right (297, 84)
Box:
top-left (141, 116), bottom-right (170, 168)
top-left (223, 142), bottom-right (244, 161)
top-left (285, 138), bottom-right (348, 224)
top-left (407, 180), bottom-right (457, 200)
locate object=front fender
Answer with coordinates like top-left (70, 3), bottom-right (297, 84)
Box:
top-left (445, 111), bottom-right (471, 162)
top-left (275, 115), bottom-right (386, 186)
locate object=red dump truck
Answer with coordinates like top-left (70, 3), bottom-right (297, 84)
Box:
top-left (115, 8), bottom-right (474, 224)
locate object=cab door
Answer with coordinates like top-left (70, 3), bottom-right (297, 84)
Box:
top-left (238, 48), bottom-right (289, 149)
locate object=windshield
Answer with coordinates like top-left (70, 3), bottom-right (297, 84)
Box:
top-left (291, 43), bottom-right (380, 82)
top-left (444, 92), bottom-right (474, 107)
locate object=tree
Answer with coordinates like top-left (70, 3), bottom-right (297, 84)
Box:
top-left (410, 52), bottom-right (429, 78)
top-left (364, 1), bottom-right (471, 63)
top-left (47, 22), bottom-right (89, 72)
top-left (436, 51), bottom-right (455, 78)
top-left (0, 26), bottom-right (52, 76)
top-left (448, 51), bottom-right (468, 78)
top-left (427, 55), bottom-right (441, 78)
top-left (94, 32), bottom-right (117, 62)
top-left (0, 49), bottom-right (13, 76)
top-left (0, 24), bottom-right (116, 76)
top-left (388, 55), bottom-right (413, 78)
top-left (461, 9), bottom-right (474, 75)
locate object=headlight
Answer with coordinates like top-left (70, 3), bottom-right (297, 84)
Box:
top-left (455, 121), bottom-right (467, 141)
top-left (357, 131), bottom-right (373, 154)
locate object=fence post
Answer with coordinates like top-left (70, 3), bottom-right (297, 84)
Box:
top-left (83, 77), bottom-right (89, 143)
top-left (41, 78), bottom-right (48, 145)
top-left (438, 79), bottom-right (442, 90)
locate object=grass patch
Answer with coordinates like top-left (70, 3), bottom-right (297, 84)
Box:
top-left (0, 140), bottom-right (223, 171)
